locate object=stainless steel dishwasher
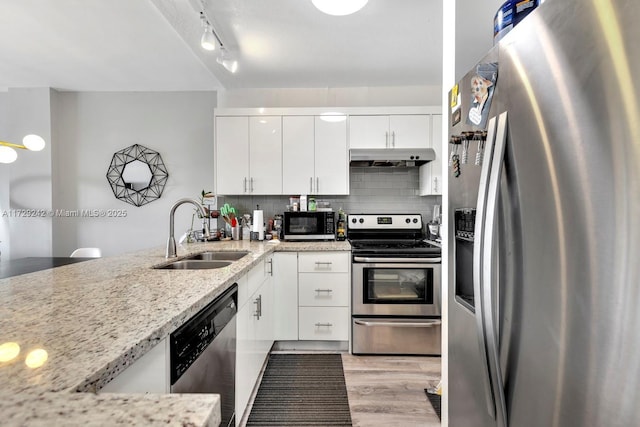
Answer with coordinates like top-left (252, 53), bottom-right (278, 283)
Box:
top-left (170, 284), bottom-right (237, 427)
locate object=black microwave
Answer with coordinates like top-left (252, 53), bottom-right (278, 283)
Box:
top-left (283, 211), bottom-right (335, 240)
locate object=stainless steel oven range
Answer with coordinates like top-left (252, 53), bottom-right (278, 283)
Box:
top-left (349, 214), bottom-right (441, 356)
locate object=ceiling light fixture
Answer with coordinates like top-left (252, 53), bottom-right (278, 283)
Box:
top-left (198, 1), bottom-right (239, 73)
top-left (0, 134), bottom-right (46, 164)
top-left (200, 13), bottom-right (216, 51)
top-left (312, 0), bottom-right (368, 16)
top-left (217, 48), bottom-right (238, 73)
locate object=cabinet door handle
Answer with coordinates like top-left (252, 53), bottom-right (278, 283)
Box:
top-left (314, 261), bottom-right (333, 269)
top-left (434, 177), bottom-right (438, 193)
top-left (253, 294), bottom-right (262, 319)
top-left (267, 258), bottom-right (273, 276)
top-left (310, 177), bottom-right (313, 193)
top-left (315, 288), bottom-right (333, 294)
top-left (392, 131), bottom-right (396, 147)
top-left (385, 131), bottom-right (389, 148)
top-left (243, 177), bottom-right (247, 193)
top-left (250, 177), bottom-right (254, 192)
top-left (316, 177), bottom-right (319, 194)
top-left (315, 322), bottom-right (333, 328)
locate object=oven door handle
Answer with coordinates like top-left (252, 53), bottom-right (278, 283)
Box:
top-left (354, 319), bottom-right (442, 328)
top-left (353, 256), bottom-right (441, 263)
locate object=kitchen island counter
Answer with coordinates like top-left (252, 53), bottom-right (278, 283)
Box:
top-left (0, 239), bottom-right (349, 426)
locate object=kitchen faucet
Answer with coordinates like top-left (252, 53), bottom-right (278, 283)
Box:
top-left (166, 198), bottom-right (210, 258)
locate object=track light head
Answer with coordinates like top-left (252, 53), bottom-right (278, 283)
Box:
top-left (217, 50), bottom-right (238, 73)
top-left (201, 27), bottom-right (216, 51)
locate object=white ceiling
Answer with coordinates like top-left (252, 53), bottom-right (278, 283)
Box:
top-left (0, 0), bottom-right (443, 92)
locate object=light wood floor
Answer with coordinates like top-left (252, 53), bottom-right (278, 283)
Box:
top-left (244, 351), bottom-right (442, 427)
top-left (342, 354), bottom-right (441, 427)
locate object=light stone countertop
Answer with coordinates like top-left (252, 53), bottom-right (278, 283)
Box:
top-left (0, 239), bottom-right (350, 426)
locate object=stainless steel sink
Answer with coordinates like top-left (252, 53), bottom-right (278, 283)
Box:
top-left (155, 260), bottom-right (232, 270)
top-left (185, 251), bottom-right (249, 261)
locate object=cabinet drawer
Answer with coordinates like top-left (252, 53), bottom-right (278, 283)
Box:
top-left (298, 252), bottom-right (350, 273)
top-left (299, 273), bottom-right (349, 306)
top-left (298, 307), bottom-right (349, 341)
top-left (247, 258), bottom-right (270, 300)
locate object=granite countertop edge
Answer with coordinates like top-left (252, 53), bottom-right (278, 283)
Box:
top-left (0, 239), bottom-right (350, 426)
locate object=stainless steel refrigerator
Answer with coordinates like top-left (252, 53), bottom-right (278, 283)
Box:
top-left (447, 1), bottom-right (640, 426)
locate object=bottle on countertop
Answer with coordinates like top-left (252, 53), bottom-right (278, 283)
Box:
top-left (336, 208), bottom-right (346, 241)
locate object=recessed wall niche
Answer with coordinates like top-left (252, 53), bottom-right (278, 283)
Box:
top-left (106, 144), bottom-right (169, 207)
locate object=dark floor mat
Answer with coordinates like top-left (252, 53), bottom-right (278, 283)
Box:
top-left (246, 354), bottom-right (352, 426)
top-left (424, 389), bottom-right (441, 421)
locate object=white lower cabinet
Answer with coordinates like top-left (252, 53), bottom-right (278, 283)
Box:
top-left (99, 337), bottom-right (169, 394)
top-left (297, 252), bottom-right (350, 342)
top-left (273, 252), bottom-right (299, 340)
top-left (272, 251), bottom-right (351, 343)
top-left (299, 307), bottom-right (350, 341)
top-left (236, 256), bottom-right (274, 426)
top-left (298, 272), bottom-right (350, 306)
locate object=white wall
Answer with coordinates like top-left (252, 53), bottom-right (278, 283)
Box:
top-left (217, 85), bottom-right (442, 108)
top-left (53, 91), bottom-right (217, 257)
top-left (442, 0), bottom-right (457, 424)
top-left (0, 92), bottom-right (9, 261)
top-left (454, 0), bottom-right (505, 81)
top-left (3, 88), bottom-right (54, 259)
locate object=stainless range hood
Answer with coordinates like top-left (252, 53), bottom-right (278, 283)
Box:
top-left (349, 148), bottom-right (436, 167)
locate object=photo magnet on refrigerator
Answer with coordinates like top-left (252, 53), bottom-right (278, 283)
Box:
top-left (467, 62), bottom-right (498, 128)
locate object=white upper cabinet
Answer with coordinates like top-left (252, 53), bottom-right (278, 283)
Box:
top-left (216, 116), bottom-right (249, 195)
top-left (282, 116), bottom-right (315, 194)
top-left (349, 114), bottom-right (430, 149)
top-left (349, 115), bottom-right (390, 149)
top-left (282, 115), bottom-right (348, 195)
top-left (314, 116), bottom-right (348, 195)
top-left (249, 116), bottom-right (282, 194)
top-left (215, 116), bottom-right (282, 195)
top-left (389, 115), bottom-right (430, 148)
top-left (216, 107), bottom-right (438, 196)
top-left (419, 114), bottom-right (443, 195)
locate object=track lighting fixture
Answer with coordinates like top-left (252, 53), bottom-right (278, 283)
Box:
top-left (200, 13), bottom-right (216, 51)
top-left (0, 134), bottom-right (46, 164)
top-left (216, 48), bottom-right (238, 73)
top-left (199, 1), bottom-right (239, 74)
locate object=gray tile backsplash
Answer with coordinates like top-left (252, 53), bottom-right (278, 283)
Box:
top-left (219, 167), bottom-right (441, 229)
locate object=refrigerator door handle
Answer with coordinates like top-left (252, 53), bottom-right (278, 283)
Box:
top-left (482, 111), bottom-right (509, 427)
top-left (473, 115), bottom-right (499, 420)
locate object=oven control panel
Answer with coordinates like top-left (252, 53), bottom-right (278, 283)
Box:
top-left (347, 214), bottom-right (423, 230)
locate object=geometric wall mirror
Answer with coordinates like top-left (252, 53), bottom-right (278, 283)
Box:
top-left (106, 144), bottom-right (169, 207)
